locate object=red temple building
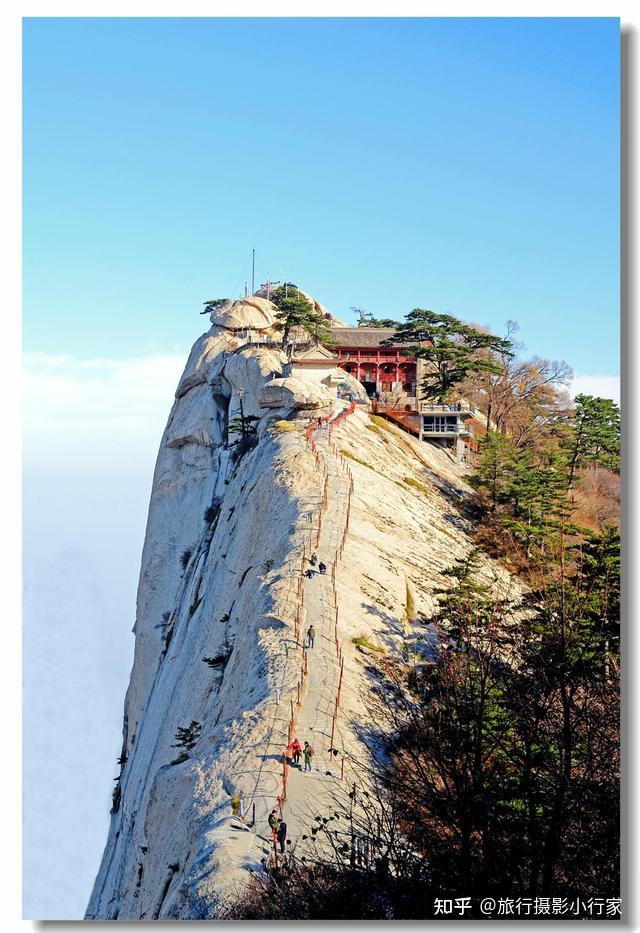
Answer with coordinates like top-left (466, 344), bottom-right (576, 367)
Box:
top-left (330, 327), bottom-right (417, 399)
top-left (330, 324), bottom-right (490, 462)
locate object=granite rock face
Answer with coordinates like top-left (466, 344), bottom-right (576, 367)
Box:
top-left (259, 375), bottom-right (334, 409)
top-left (208, 295), bottom-right (277, 330)
top-left (87, 306), bottom-right (517, 920)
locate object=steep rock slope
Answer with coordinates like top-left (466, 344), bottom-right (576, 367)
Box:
top-left (87, 317), bottom-right (514, 920)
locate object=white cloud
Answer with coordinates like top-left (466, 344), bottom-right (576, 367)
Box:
top-left (23, 351), bottom-right (187, 471)
top-left (569, 374), bottom-right (620, 405)
top-left (23, 353), bottom-right (621, 473)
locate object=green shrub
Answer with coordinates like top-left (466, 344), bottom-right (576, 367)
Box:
top-left (273, 420), bottom-right (301, 434)
top-left (231, 434), bottom-right (259, 463)
top-left (365, 424), bottom-right (388, 442)
top-left (352, 635), bottom-right (385, 653)
top-left (155, 610), bottom-right (171, 632)
top-left (172, 720), bottom-right (202, 751)
top-left (204, 498), bottom-right (222, 524)
top-left (403, 476), bottom-right (429, 495)
top-left (202, 648), bottom-right (231, 668)
top-left (340, 450), bottom-right (375, 470)
top-left (111, 784), bottom-right (122, 814)
top-left (370, 415), bottom-right (396, 431)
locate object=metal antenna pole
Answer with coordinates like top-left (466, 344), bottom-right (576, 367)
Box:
top-left (278, 265), bottom-right (288, 298)
top-left (251, 249), bottom-right (255, 294)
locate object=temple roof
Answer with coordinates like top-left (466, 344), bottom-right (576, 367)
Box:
top-left (290, 344), bottom-right (338, 363)
top-left (330, 327), bottom-right (401, 348)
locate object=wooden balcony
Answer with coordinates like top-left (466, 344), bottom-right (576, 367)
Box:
top-left (419, 402), bottom-right (476, 417)
top-left (337, 352), bottom-right (415, 364)
top-left (421, 424), bottom-right (472, 437)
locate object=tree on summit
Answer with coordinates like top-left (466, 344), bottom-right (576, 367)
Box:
top-left (366, 317), bottom-right (401, 328)
top-left (201, 298), bottom-right (229, 315)
top-left (385, 309), bottom-right (514, 401)
top-left (350, 306), bottom-right (399, 328)
top-left (270, 283), bottom-right (335, 348)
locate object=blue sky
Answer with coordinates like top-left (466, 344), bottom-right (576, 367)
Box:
top-left (24, 17), bottom-right (619, 374)
top-left (22, 18), bottom-right (620, 919)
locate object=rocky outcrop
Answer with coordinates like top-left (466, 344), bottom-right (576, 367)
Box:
top-left (208, 296), bottom-right (277, 330)
top-left (259, 376), bottom-right (334, 410)
top-left (87, 309), bottom-right (517, 920)
top-left (253, 286), bottom-right (348, 327)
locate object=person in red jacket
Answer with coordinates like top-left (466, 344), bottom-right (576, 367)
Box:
top-left (287, 738), bottom-right (303, 767)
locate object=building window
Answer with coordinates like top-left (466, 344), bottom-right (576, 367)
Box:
top-left (423, 415), bottom-right (460, 433)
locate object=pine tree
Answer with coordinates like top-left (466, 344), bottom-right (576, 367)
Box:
top-left (513, 526), bottom-right (620, 889)
top-left (471, 436), bottom-right (572, 555)
top-left (227, 414), bottom-right (259, 438)
top-left (567, 394), bottom-right (621, 482)
top-left (395, 551), bottom-right (517, 892)
top-left (201, 298), bottom-right (229, 315)
top-left (173, 720), bottom-right (202, 751)
top-left (501, 449), bottom-right (570, 551)
top-left (270, 284), bottom-right (335, 348)
top-left (469, 430), bottom-right (518, 511)
top-left (579, 524), bottom-right (621, 666)
top-left (385, 309), bottom-right (513, 401)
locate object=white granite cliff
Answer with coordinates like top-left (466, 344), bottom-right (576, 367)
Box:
top-left (86, 297), bottom-right (515, 920)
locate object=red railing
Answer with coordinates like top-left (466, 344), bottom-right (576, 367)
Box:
top-left (270, 399), bottom-right (358, 840)
top-left (371, 402), bottom-right (420, 437)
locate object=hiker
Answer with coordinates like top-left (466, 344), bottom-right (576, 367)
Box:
top-left (305, 568), bottom-right (315, 579)
top-left (276, 819), bottom-right (288, 854)
top-left (317, 416), bottom-right (322, 429)
top-left (318, 561), bottom-right (327, 575)
top-left (307, 625), bottom-right (316, 648)
top-left (268, 809), bottom-right (278, 842)
top-left (309, 552), bottom-right (317, 567)
top-left (303, 741), bottom-right (315, 772)
top-left (288, 738), bottom-right (302, 767)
